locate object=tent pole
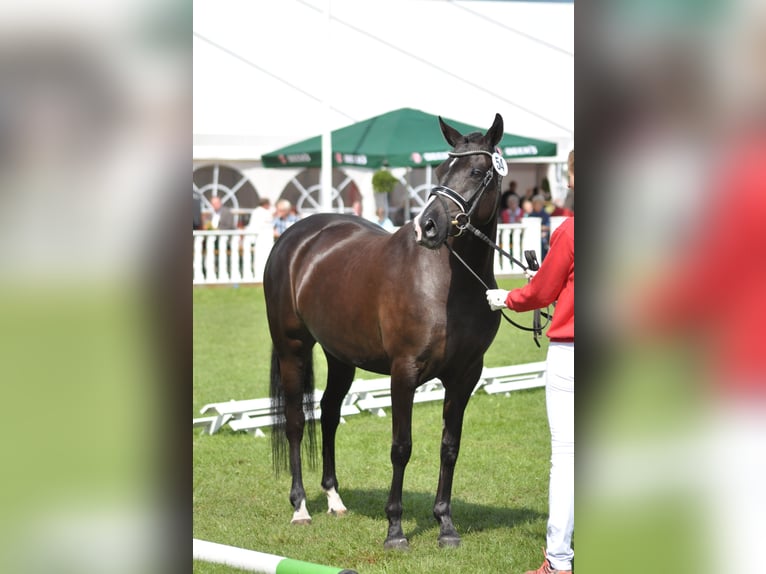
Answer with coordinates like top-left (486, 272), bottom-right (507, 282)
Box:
top-left (320, 0), bottom-right (333, 213)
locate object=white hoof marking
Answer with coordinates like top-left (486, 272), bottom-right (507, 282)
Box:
top-left (325, 487), bottom-right (348, 515)
top-left (291, 499), bottom-right (312, 524)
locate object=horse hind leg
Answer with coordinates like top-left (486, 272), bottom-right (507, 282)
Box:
top-left (270, 345), bottom-right (317, 525)
top-left (320, 351), bottom-right (355, 516)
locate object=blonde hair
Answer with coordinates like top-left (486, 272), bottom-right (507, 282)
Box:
top-left (567, 149), bottom-right (574, 177)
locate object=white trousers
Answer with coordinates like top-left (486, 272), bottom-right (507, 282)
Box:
top-left (545, 342), bottom-right (575, 571)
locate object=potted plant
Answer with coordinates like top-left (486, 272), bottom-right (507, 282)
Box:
top-left (371, 167), bottom-right (398, 214)
top-left (371, 168), bottom-right (398, 195)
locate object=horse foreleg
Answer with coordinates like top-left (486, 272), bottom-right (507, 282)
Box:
top-left (320, 353), bottom-right (355, 516)
top-left (433, 381), bottom-right (475, 547)
top-left (384, 381), bottom-right (416, 550)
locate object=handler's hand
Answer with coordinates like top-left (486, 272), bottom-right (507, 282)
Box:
top-left (524, 268), bottom-right (538, 280)
top-left (486, 289), bottom-right (509, 311)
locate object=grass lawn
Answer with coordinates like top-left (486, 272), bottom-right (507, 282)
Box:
top-left (193, 279), bottom-right (552, 573)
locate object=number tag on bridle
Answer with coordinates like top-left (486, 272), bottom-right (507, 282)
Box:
top-left (491, 152), bottom-right (508, 176)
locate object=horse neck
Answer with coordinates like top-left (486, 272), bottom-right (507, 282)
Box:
top-left (450, 216), bottom-right (498, 277)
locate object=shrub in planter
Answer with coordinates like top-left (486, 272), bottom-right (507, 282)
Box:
top-left (371, 169), bottom-right (398, 194)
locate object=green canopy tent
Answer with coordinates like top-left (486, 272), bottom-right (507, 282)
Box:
top-left (261, 107), bottom-right (557, 169)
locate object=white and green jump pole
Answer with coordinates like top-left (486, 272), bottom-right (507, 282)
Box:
top-left (193, 539), bottom-right (358, 574)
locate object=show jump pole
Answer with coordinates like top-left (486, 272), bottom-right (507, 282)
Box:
top-left (193, 539), bottom-right (358, 574)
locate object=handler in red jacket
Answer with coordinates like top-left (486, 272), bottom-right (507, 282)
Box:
top-left (486, 150), bottom-right (574, 574)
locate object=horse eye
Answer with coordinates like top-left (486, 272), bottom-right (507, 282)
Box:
top-left (470, 168), bottom-right (483, 178)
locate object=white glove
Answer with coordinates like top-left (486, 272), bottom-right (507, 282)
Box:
top-left (524, 268), bottom-right (538, 280)
top-left (486, 289), bottom-right (509, 311)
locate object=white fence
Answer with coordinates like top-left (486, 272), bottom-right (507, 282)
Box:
top-left (193, 218), bottom-right (555, 286)
top-left (193, 230), bottom-right (273, 285)
top-left (194, 361), bottom-right (547, 436)
top-left (494, 218), bottom-right (541, 275)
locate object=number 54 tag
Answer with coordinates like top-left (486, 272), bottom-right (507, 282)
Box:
top-left (491, 152), bottom-right (508, 176)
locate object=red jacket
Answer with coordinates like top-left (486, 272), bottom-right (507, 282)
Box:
top-left (506, 217), bottom-right (574, 341)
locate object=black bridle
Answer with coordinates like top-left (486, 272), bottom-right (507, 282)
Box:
top-left (428, 148), bottom-right (551, 347)
top-left (428, 149), bottom-right (496, 237)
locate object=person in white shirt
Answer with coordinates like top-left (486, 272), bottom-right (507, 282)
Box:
top-left (245, 198), bottom-right (273, 233)
top-left (208, 196), bottom-right (234, 230)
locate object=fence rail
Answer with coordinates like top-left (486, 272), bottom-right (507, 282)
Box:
top-left (193, 219), bottom-right (552, 286)
top-left (193, 230), bottom-right (272, 285)
top-left (194, 361), bottom-right (547, 436)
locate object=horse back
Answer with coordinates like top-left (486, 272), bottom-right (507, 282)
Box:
top-left (264, 214), bottom-right (453, 374)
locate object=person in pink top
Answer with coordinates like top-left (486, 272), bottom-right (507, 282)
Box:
top-left (500, 194), bottom-right (524, 224)
top-left (486, 149), bottom-right (575, 574)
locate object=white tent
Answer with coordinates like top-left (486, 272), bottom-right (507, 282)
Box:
top-left (193, 0), bottom-right (573, 162)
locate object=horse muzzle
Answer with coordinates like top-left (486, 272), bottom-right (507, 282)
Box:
top-left (414, 206), bottom-right (450, 249)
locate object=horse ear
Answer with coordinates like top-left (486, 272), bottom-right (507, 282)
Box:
top-left (438, 116), bottom-right (463, 147)
top-left (486, 113), bottom-right (504, 147)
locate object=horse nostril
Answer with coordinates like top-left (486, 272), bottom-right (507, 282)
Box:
top-left (424, 219), bottom-right (437, 238)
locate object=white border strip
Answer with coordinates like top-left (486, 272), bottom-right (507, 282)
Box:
top-left (193, 539), bottom-right (283, 573)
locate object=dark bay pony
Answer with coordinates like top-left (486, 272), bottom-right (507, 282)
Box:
top-left (263, 113), bottom-right (505, 549)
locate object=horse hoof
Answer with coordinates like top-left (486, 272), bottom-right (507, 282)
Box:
top-left (438, 535), bottom-right (461, 548)
top-left (383, 537), bottom-right (409, 551)
top-left (328, 509), bottom-right (347, 516)
top-left (290, 518), bottom-right (312, 526)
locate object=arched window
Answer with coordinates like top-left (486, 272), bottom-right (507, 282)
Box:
top-left (193, 164), bottom-right (260, 228)
top-left (384, 167), bottom-right (437, 226)
top-left (278, 168), bottom-right (361, 216)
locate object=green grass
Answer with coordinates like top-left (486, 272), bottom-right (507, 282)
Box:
top-left (193, 279), bottom-right (551, 573)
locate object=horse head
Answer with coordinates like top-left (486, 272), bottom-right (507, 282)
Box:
top-left (414, 113), bottom-right (505, 249)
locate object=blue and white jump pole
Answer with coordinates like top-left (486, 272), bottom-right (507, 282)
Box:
top-left (193, 539), bottom-right (358, 574)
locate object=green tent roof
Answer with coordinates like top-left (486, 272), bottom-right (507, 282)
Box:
top-left (261, 108), bottom-right (557, 169)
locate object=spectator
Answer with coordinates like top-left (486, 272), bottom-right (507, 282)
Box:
top-left (541, 179), bottom-right (554, 213)
top-left (193, 194), bottom-right (202, 230)
top-left (373, 207), bottom-right (395, 232)
top-left (245, 197), bottom-right (273, 233)
top-left (521, 186), bottom-right (537, 203)
top-left (206, 196), bottom-right (235, 230)
top-left (500, 180), bottom-right (518, 213)
top-left (521, 197), bottom-right (534, 216)
top-left (273, 199), bottom-right (297, 240)
top-left (527, 194), bottom-right (551, 259)
top-left (499, 194), bottom-right (523, 224)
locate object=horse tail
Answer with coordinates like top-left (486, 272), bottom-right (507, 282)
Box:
top-left (269, 347), bottom-right (318, 475)
top-left (269, 347), bottom-right (287, 475)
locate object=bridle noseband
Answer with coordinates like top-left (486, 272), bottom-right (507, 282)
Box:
top-left (428, 149), bottom-right (497, 237)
